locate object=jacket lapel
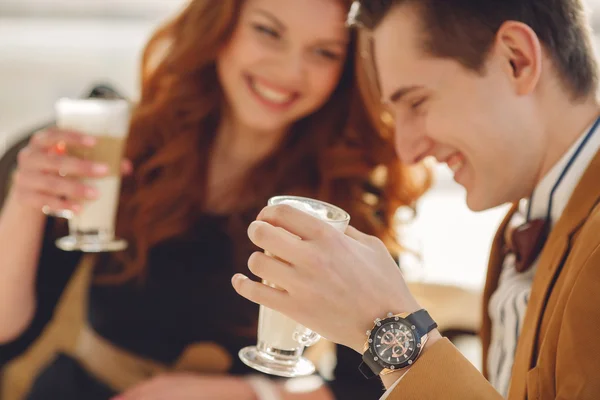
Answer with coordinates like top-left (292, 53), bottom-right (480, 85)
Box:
top-left (508, 149), bottom-right (600, 399)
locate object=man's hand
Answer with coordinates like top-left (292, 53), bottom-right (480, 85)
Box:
top-left (110, 373), bottom-right (256, 400)
top-left (232, 204), bottom-right (423, 354)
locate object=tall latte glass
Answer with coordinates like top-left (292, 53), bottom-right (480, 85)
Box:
top-left (239, 196), bottom-right (350, 377)
top-left (54, 98), bottom-right (130, 253)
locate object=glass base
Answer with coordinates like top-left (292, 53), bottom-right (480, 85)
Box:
top-left (55, 236), bottom-right (127, 253)
top-left (239, 346), bottom-right (315, 378)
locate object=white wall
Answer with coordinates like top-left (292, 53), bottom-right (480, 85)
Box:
top-left (0, 18), bottom-right (152, 147)
top-left (0, 0), bottom-right (187, 149)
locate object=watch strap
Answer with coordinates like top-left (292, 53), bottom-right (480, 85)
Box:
top-left (359, 352), bottom-right (383, 379)
top-left (406, 309), bottom-right (437, 335)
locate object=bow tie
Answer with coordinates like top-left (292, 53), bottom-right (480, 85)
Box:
top-left (504, 218), bottom-right (550, 273)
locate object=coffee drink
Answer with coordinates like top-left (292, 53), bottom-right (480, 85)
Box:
top-left (239, 196), bottom-right (350, 378)
top-left (257, 197), bottom-right (350, 350)
top-left (54, 98), bottom-right (130, 252)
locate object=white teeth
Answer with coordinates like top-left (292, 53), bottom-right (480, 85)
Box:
top-left (448, 159), bottom-right (464, 174)
top-left (251, 80), bottom-right (294, 104)
top-left (449, 162), bottom-right (462, 174)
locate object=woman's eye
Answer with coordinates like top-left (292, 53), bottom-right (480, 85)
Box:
top-left (253, 24), bottom-right (280, 40)
top-left (314, 48), bottom-right (343, 61)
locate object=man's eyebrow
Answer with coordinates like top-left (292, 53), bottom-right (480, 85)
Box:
top-left (386, 85), bottom-right (423, 104)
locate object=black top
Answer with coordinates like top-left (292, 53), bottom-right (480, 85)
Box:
top-left (0, 214), bottom-right (383, 399)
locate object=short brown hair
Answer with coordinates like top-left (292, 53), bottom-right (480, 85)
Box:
top-left (352, 0), bottom-right (599, 99)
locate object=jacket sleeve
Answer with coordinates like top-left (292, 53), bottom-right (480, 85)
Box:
top-left (387, 338), bottom-right (502, 400)
top-left (0, 217), bottom-right (82, 365)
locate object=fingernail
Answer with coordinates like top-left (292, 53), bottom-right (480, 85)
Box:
top-left (92, 163), bottom-right (108, 174)
top-left (83, 136), bottom-right (97, 146)
top-left (247, 221), bottom-right (258, 236)
top-left (257, 206), bottom-right (270, 220)
top-left (232, 274), bottom-right (248, 288)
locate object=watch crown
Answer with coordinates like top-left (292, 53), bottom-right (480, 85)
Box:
top-left (366, 330), bottom-right (371, 336)
top-left (387, 312), bottom-right (394, 318)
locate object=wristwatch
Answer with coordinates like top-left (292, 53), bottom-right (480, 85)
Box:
top-left (359, 309), bottom-right (438, 379)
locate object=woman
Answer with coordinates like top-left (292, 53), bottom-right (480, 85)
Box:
top-left (0, 0), bottom-right (428, 399)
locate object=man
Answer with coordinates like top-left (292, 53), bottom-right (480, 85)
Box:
top-left (232, 0), bottom-right (600, 398)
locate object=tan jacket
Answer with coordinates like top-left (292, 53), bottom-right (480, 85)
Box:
top-left (389, 150), bottom-right (600, 400)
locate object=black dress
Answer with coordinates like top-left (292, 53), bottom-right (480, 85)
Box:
top-left (0, 215), bottom-right (383, 399)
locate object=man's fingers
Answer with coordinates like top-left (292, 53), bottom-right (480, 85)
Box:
top-left (247, 220), bottom-right (313, 267)
top-left (257, 204), bottom-right (338, 241)
top-left (247, 251), bottom-right (296, 288)
top-left (345, 225), bottom-right (378, 246)
top-left (345, 225), bottom-right (370, 241)
top-left (231, 274), bottom-right (288, 309)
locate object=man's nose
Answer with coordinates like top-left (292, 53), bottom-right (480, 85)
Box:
top-left (393, 121), bottom-right (432, 165)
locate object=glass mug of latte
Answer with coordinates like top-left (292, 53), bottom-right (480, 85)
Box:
top-left (53, 98), bottom-right (130, 253)
top-left (239, 196), bottom-right (350, 377)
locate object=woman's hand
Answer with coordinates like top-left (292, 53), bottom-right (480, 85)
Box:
top-left (12, 127), bottom-right (132, 214)
top-left (111, 373), bottom-right (257, 400)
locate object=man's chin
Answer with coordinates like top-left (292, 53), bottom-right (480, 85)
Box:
top-left (464, 189), bottom-right (507, 213)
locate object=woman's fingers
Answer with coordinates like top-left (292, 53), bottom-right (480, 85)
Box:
top-left (18, 147), bottom-right (108, 178)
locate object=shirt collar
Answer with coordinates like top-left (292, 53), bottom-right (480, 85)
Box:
top-left (523, 118), bottom-right (600, 225)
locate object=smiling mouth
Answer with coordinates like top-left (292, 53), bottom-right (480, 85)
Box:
top-left (245, 75), bottom-right (299, 109)
top-left (445, 153), bottom-right (466, 175)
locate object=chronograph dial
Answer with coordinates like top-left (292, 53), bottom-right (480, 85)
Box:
top-left (359, 310), bottom-right (438, 379)
top-left (373, 320), bottom-right (417, 365)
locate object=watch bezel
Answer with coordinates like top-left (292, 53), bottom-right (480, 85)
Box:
top-left (366, 315), bottom-right (423, 370)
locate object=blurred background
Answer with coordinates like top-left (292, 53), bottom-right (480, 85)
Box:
top-left (1, 0), bottom-right (600, 397)
top-left (2, 0), bottom-right (563, 289)
top-left (6, 0), bottom-right (600, 289)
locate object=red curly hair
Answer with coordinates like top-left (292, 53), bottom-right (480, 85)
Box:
top-left (98, 0), bottom-right (430, 284)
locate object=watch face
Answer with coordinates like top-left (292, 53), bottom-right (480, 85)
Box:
top-left (369, 317), bottom-right (421, 369)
